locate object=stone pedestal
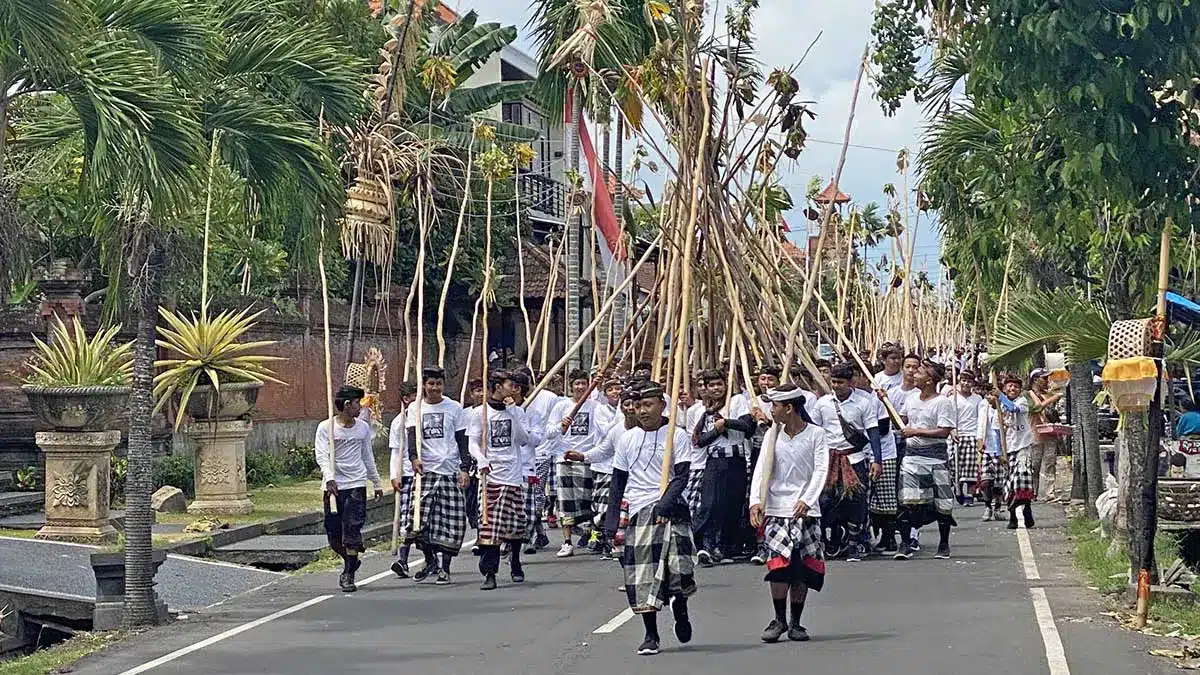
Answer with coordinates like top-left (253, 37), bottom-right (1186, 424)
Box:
top-left (34, 430), bottom-right (119, 545)
top-left (188, 419), bottom-right (253, 515)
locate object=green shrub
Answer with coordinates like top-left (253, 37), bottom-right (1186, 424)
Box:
top-left (246, 451), bottom-right (284, 488)
top-left (152, 455), bottom-right (195, 497)
top-left (282, 444), bottom-right (319, 481)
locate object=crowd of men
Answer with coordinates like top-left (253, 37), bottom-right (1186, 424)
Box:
top-left (312, 346), bottom-right (1067, 656)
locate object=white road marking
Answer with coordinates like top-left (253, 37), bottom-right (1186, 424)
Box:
top-left (1016, 523), bottom-right (1041, 580)
top-left (357, 538), bottom-right (476, 587)
top-left (116, 595), bottom-right (334, 675)
top-left (1031, 588), bottom-right (1071, 675)
top-left (166, 554), bottom-right (288, 575)
top-left (594, 608), bottom-right (635, 634)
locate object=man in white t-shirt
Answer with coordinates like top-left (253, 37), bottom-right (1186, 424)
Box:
top-left (315, 385), bottom-right (383, 593)
top-left (406, 367), bottom-right (470, 585)
top-left (388, 382), bottom-right (418, 579)
top-left (604, 381), bottom-right (697, 657)
top-left (895, 361), bottom-right (957, 560)
top-left (546, 369), bottom-right (608, 557)
top-left (854, 369), bottom-right (901, 554)
top-left (949, 371), bottom-right (984, 506)
top-left (525, 374), bottom-right (562, 547)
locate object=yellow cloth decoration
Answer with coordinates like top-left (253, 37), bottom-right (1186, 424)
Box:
top-left (1102, 357), bottom-right (1158, 413)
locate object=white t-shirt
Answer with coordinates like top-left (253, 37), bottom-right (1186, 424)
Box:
top-left (546, 397), bottom-right (606, 460)
top-left (693, 394), bottom-right (752, 458)
top-left (979, 399), bottom-right (1001, 456)
top-left (750, 422), bottom-right (829, 519)
top-left (315, 417), bottom-right (381, 490)
top-left (861, 390), bottom-right (898, 461)
top-left (684, 402), bottom-right (708, 471)
top-left (388, 409), bottom-right (413, 481)
top-left (902, 390), bottom-right (955, 450)
top-left (584, 418), bottom-right (628, 474)
top-left (873, 371), bottom-right (904, 393)
top-left (405, 397), bottom-right (467, 476)
top-left (812, 390), bottom-right (879, 462)
top-left (612, 423), bottom-right (694, 518)
top-left (1002, 394), bottom-right (1034, 452)
top-left (512, 404), bottom-right (538, 477)
top-left (467, 403), bottom-right (530, 487)
top-left (951, 393), bottom-right (983, 437)
top-left (526, 389), bottom-right (563, 463)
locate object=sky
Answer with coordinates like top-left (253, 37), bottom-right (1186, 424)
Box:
top-left (450, 0), bottom-right (944, 280)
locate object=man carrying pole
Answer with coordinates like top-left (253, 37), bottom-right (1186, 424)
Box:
top-left (691, 368), bottom-right (756, 566)
top-left (547, 368), bottom-right (611, 557)
top-left (389, 382), bottom-right (418, 578)
top-left (895, 360), bottom-right (958, 560)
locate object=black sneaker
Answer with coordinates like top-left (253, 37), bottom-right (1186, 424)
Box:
top-left (535, 533), bottom-right (550, 549)
top-left (436, 569), bottom-right (451, 585)
top-left (893, 542), bottom-right (914, 560)
top-left (713, 548), bottom-right (732, 564)
top-left (480, 574), bottom-right (497, 590)
top-left (523, 542), bottom-right (537, 555)
top-left (882, 539), bottom-right (899, 554)
top-left (413, 565), bottom-right (437, 582)
top-left (935, 545), bottom-right (952, 559)
top-left (761, 619), bottom-right (787, 643)
top-left (672, 598), bottom-right (693, 644)
top-left (339, 572), bottom-right (357, 593)
top-left (788, 623), bottom-right (810, 642)
top-left (910, 540), bottom-right (921, 552)
top-left (636, 637), bottom-right (660, 656)
top-left (846, 543), bottom-right (864, 562)
top-left (391, 560), bottom-right (409, 578)
top-left (1007, 517), bottom-right (1019, 530)
top-left (750, 547), bottom-right (766, 565)
top-left (697, 550), bottom-right (714, 567)
top-left (1025, 516), bottom-right (1036, 529)
top-left (511, 569), bottom-right (525, 583)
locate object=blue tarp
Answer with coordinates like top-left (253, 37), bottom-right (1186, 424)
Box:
top-left (1167, 291), bottom-right (1200, 328)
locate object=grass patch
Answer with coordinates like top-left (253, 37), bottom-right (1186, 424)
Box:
top-left (294, 539), bottom-right (393, 575)
top-left (0, 630), bottom-right (131, 675)
top-left (153, 479), bottom-right (326, 527)
top-left (0, 528), bottom-right (39, 539)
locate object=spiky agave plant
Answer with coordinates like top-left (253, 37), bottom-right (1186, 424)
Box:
top-left (24, 316), bottom-right (133, 387)
top-left (153, 306), bottom-right (286, 430)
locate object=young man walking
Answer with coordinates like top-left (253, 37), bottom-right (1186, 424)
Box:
top-left (1000, 373), bottom-right (1063, 528)
top-left (691, 368), bottom-right (756, 566)
top-left (315, 385), bottom-right (384, 593)
top-left (895, 361), bottom-right (957, 560)
top-left (567, 387), bottom-right (639, 559)
top-left (605, 382), bottom-right (697, 656)
top-left (407, 367), bottom-right (470, 584)
top-left (950, 371), bottom-right (983, 506)
top-left (749, 383), bottom-right (829, 643)
top-left (548, 369), bottom-right (610, 557)
top-left (470, 370), bottom-right (532, 589)
top-left (389, 382), bottom-right (418, 578)
top-left (855, 369), bottom-right (900, 553)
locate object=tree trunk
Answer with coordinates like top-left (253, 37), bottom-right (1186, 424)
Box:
top-left (1113, 425), bottom-right (1131, 556)
top-left (1124, 410), bottom-right (1159, 582)
top-left (1068, 362), bottom-right (1102, 517)
top-left (123, 240), bottom-right (165, 627)
top-left (565, 83), bottom-right (583, 369)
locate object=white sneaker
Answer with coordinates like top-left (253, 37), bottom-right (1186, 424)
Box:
top-left (981, 508), bottom-right (994, 522)
top-left (556, 542), bottom-right (575, 558)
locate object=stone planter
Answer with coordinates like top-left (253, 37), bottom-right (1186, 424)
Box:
top-left (22, 385), bottom-right (130, 432)
top-left (187, 419), bottom-right (253, 516)
top-left (184, 381), bottom-right (262, 422)
top-left (90, 549), bottom-right (168, 630)
top-left (34, 430), bottom-right (120, 544)
top-left (1158, 478), bottom-right (1200, 523)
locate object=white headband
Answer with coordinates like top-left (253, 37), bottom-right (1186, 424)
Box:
top-left (765, 387), bottom-right (807, 404)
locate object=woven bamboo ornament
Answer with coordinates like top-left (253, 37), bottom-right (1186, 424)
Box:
top-left (1107, 318), bottom-right (1155, 360)
top-left (345, 347), bottom-right (387, 397)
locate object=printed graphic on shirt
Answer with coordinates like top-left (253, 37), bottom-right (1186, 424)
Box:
top-left (490, 419), bottom-right (512, 448)
top-left (568, 412), bottom-right (591, 436)
top-left (422, 412), bottom-right (445, 439)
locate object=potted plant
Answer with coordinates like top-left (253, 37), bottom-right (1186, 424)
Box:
top-left (153, 306), bottom-right (286, 430)
top-left (21, 316), bottom-right (132, 431)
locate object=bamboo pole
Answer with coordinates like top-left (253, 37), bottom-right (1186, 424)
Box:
top-left (515, 170), bottom-right (534, 369)
top-left (435, 136), bottom-right (474, 367)
top-left (478, 177), bottom-right (496, 528)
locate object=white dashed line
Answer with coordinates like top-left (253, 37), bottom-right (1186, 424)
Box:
top-left (1015, 517), bottom-right (1070, 674)
top-left (594, 607), bottom-right (635, 634)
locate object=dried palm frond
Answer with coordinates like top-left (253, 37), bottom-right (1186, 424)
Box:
top-left (547, 0), bottom-right (614, 70)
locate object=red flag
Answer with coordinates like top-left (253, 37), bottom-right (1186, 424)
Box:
top-left (578, 122), bottom-right (626, 265)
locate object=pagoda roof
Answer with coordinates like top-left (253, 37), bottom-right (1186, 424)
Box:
top-left (814, 181), bottom-right (850, 205)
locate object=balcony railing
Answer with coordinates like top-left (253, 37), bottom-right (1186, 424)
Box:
top-left (518, 171), bottom-right (566, 223)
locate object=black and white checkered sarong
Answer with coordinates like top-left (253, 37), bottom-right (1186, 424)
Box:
top-left (1005, 449), bottom-right (1036, 503)
top-left (868, 457), bottom-right (899, 515)
top-left (397, 476), bottom-right (415, 540)
top-left (556, 461), bottom-right (594, 526)
top-left (591, 471), bottom-right (613, 526)
top-left (477, 482), bottom-right (528, 545)
top-left (684, 467), bottom-right (705, 526)
top-left (762, 515), bottom-right (825, 591)
top-left (622, 507), bottom-right (697, 614)
top-left (978, 452), bottom-right (1003, 484)
top-left (898, 457), bottom-right (955, 515)
top-left (414, 472), bottom-right (467, 554)
top-left (954, 436), bottom-right (979, 485)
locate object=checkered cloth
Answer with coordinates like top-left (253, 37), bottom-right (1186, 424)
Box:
top-left (868, 457), bottom-right (899, 515)
top-left (477, 482), bottom-right (528, 545)
top-left (556, 461), bottom-right (594, 526)
top-left (762, 515), bottom-right (825, 591)
top-left (534, 456), bottom-right (556, 516)
top-left (954, 436), bottom-right (980, 485)
top-left (524, 480), bottom-right (537, 541)
top-left (684, 467), bottom-right (705, 526)
top-left (1005, 448), bottom-right (1036, 504)
top-left (591, 472), bottom-right (613, 526)
top-left (396, 476), bottom-right (415, 542)
top-left (413, 472), bottom-right (467, 554)
top-left (978, 452), bottom-right (1005, 485)
top-left (898, 457), bottom-right (955, 515)
top-left (622, 507), bottom-right (697, 614)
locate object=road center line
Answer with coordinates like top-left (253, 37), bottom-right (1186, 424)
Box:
top-left (1030, 588), bottom-right (1071, 675)
top-left (594, 608), bottom-right (635, 634)
top-left (1016, 523), bottom-right (1041, 580)
top-left (116, 595), bottom-right (333, 675)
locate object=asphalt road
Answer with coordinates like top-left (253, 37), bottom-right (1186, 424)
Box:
top-left (70, 505), bottom-right (1176, 675)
